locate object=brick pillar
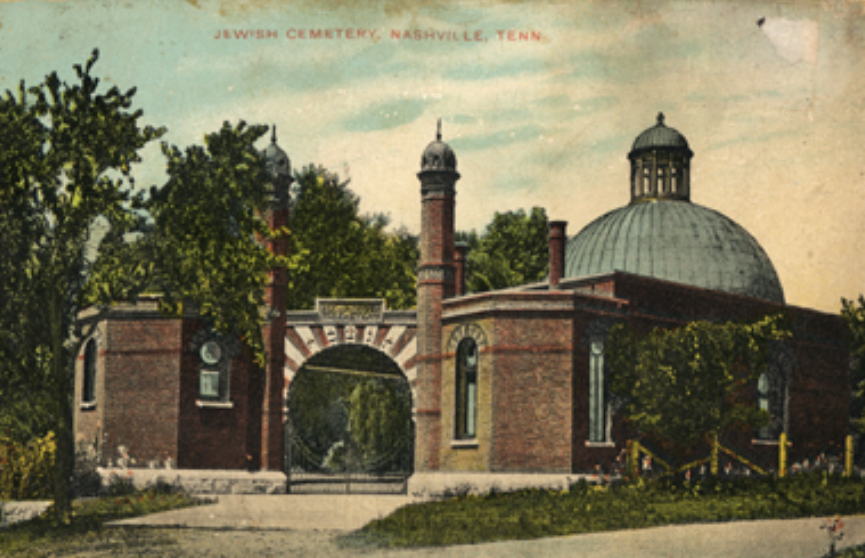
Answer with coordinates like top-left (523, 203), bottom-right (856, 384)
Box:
top-left (260, 168), bottom-right (292, 471)
top-left (415, 134), bottom-right (459, 472)
top-left (548, 220), bottom-right (567, 289)
top-left (454, 241), bottom-right (469, 297)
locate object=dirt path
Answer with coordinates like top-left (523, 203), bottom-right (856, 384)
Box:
top-left (11, 528), bottom-right (360, 557)
top-left (11, 515), bottom-right (865, 557)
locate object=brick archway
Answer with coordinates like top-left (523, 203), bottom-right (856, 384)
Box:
top-left (283, 299), bottom-right (418, 418)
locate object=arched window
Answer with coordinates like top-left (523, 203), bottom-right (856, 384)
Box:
top-left (82, 339), bottom-right (97, 405)
top-left (455, 338), bottom-right (478, 440)
top-left (756, 372), bottom-right (771, 439)
top-left (756, 343), bottom-right (793, 440)
top-left (589, 338), bottom-right (606, 442)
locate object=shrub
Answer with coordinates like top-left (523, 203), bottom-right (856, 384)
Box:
top-left (105, 473), bottom-right (136, 497)
top-left (349, 472), bottom-right (865, 548)
top-left (0, 432), bottom-right (56, 500)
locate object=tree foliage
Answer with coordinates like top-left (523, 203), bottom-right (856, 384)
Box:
top-left (136, 121), bottom-right (297, 365)
top-left (0, 50), bottom-right (164, 516)
top-left (842, 296), bottom-right (865, 434)
top-left (288, 165), bottom-right (418, 310)
top-left (608, 314), bottom-right (791, 450)
top-left (287, 345), bottom-right (412, 473)
top-left (459, 207), bottom-right (548, 293)
top-left (348, 378), bottom-right (413, 472)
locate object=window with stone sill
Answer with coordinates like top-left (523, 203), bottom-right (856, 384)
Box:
top-left (588, 338), bottom-right (608, 443)
top-left (455, 337), bottom-right (479, 440)
top-left (190, 331), bottom-right (241, 407)
top-left (755, 342), bottom-right (794, 441)
top-left (198, 341), bottom-right (225, 399)
top-left (81, 338), bottom-right (97, 409)
top-left (584, 318), bottom-right (619, 445)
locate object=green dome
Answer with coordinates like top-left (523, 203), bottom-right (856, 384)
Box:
top-left (564, 200), bottom-right (785, 303)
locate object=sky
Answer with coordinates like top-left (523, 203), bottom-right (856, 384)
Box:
top-left (1, 0), bottom-right (863, 313)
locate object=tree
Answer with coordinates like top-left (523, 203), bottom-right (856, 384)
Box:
top-left (842, 296), bottom-right (865, 434)
top-left (136, 121), bottom-right (296, 365)
top-left (288, 165), bottom-right (418, 310)
top-left (459, 207), bottom-right (548, 293)
top-left (0, 50), bottom-right (164, 518)
top-left (608, 314), bottom-right (790, 453)
top-left (348, 378), bottom-right (413, 472)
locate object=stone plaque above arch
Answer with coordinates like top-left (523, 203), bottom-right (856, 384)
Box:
top-left (316, 298), bottom-right (385, 323)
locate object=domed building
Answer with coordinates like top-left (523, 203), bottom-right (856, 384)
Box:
top-left (74, 115), bottom-right (850, 496)
top-left (565, 113), bottom-right (784, 304)
top-left (410, 114), bottom-right (849, 493)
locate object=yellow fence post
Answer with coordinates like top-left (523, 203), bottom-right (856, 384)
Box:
top-left (710, 433), bottom-right (719, 476)
top-left (846, 435), bottom-right (854, 477)
top-left (779, 432), bottom-right (787, 478)
top-left (629, 440), bottom-right (640, 478)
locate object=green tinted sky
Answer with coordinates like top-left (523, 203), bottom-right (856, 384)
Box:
top-left (1, 0), bottom-right (863, 312)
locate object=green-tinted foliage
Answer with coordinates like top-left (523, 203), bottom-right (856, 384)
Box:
top-left (0, 484), bottom-right (202, 554)
top-left (459, 207), bottom-right (548, 293)
top-left (287, 345), bottom-right (412, 473)
top-left (348, 473), bottom-right (865, 548)
top-left (139, 121), bottom-right (298, 365)
top-left (843, 296), bottom-right (865, 434)
top-left (0, 432), bottom-right (56, 500)
top-left (608, 314), bottom-right (791, 450)
top-left (288, 165), bottom-right (418, 310)
top-left (348, 379), bottom-right (413, 472)
top-left (0, 50), bottom-right (164, 516)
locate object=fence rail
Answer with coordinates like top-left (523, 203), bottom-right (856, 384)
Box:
top-left (627, 434), bottom-right (856, 479)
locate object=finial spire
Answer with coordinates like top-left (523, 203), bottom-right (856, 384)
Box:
top-left (271, 124), bottom-right (277, 144)
top-left (436, 118), bottom-right (442, 142)
top-left (657, 112), bottom-right (665, 126)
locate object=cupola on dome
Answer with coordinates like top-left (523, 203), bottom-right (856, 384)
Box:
top-left (420, 119), bottom-right (457, 172)
top-left (630, 112), bottom-right (693, 155)
top-left (564, 114), bottom-right (785, 303)
top-left (262, 125), bottom-right (291, 179)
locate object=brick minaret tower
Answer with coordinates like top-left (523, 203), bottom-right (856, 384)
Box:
top-left (415, 120), bottom-right (459, 471)
top-left (260, 126), bottom-right (292, 471)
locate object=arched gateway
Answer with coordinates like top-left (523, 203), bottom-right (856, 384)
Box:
top-left (283, 299), bottom-right (417, 493)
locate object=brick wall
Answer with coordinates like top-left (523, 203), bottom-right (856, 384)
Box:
top-left (489, 312), bottom-right (573, 472)
top-left (177, 321), bottom-right (259, 470)
top-left (73, 322), bottom-right (106, 458)
top-left (101, 316), bottom-right (183, 467)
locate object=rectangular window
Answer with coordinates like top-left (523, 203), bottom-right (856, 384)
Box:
top-left (456, 338), bottom-right (479, 440)
top-left (589, 340), bottom-right (606, 442)
top-left (200, 370), bottom-right (221, 399)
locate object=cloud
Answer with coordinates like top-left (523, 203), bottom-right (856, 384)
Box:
top-left (443, 56), bottom-right (549, 81)
top-left (449, 124), bottom-right (546, 152)
top-left (341, 97), bottom-right (430, 132)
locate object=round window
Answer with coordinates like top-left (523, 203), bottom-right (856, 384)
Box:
top-left (200, 341), bottom-right (223, 365)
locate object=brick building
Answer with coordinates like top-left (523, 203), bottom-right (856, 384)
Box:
top-left (74, 115), bottom-right (850, 491)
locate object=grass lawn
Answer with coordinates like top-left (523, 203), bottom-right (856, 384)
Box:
top-left (0, 485), bottom-right (207, 556)
top-left (343, 472), bottom-right (865, 548)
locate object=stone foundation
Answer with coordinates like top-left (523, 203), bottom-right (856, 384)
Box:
top-left (406, 472), bottom-right (594, 499)
top-left (98, 468), bottom-right (287, 495)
